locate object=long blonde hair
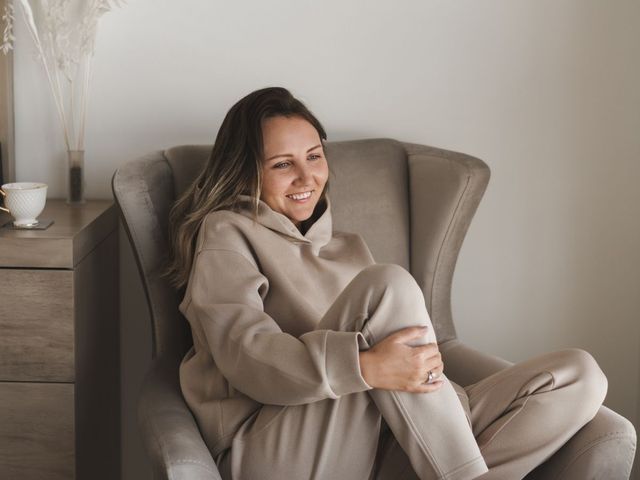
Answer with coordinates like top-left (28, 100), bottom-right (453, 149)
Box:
top-left (165, 87), bottom-right (329, 289)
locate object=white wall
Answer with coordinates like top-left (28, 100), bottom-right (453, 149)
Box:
top-left (14, 1), bottom-right (640, 478)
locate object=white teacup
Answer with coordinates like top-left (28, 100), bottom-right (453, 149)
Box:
top-left (0, 182), bottom-right (48, 227)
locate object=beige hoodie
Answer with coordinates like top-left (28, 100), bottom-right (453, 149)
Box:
top-left (179, 194), bottom-right (376, 457)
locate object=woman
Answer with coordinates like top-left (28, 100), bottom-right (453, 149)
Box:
top-left (166, 87), bottom-right (607, 480)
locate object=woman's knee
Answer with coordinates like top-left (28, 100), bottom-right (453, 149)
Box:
top-left (356, 264), bottom-right (423, 299)
top-left (558, 348), bottom-right (608, 417)
top-left (357, 264), bottom-right (427, 319)
top-left (353, 264), bottom-right (433, 341)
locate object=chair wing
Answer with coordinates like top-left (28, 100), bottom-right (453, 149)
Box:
top-left (404, 142), bottom-right (490, 344)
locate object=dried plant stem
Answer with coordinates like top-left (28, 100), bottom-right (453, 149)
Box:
top-left (47, 30), bottom-right (73, 150)
top-left (19, 4), bottom-right (71, 151)
top-left (70, 77), bottom-right (76, 149)
top-left (77, 53), bottom-right (93, 151)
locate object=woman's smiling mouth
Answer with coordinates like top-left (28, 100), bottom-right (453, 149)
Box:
top-left (286, 190), bottom-right (313, 201)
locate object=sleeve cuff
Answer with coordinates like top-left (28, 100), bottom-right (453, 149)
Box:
top-left (325, 331), bottom-right (373, 396)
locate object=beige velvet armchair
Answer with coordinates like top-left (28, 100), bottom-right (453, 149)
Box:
top-left (112, 139), bottom-right (636, 479)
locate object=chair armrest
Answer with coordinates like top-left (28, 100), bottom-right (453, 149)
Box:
top-left (138, 356), bottom-right (222, 480)
top-left (524, 405), bottom-right (637, 480)
top-left (439, 339), bottom-right (513, 387)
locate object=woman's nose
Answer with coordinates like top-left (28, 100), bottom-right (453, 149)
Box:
top-left (294, 164), bottom-right (313, 183)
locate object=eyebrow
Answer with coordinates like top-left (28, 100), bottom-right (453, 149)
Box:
top-left (265, 144), bottom-right (322, 162)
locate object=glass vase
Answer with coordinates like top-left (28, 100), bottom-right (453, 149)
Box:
top-left (67, 149), bottom-right (86, 205)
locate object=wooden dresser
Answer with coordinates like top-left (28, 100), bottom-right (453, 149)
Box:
top-left (0, 200), bottom-right (120, 479)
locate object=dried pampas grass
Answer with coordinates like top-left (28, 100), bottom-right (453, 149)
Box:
top-left (1, 2), bottom-right (15, 54)
top-left (1, 0), bottom-right (126, 151)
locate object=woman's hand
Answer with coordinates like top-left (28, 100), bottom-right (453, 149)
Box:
top-left (359, 326), bottom-right (444, 393)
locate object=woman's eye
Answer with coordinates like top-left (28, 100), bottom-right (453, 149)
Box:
top-left (274, 162), bottom-right (290, 169)
top-left (308, 154), bottom-right (321, 161)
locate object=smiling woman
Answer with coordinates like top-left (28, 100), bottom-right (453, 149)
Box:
top-left (166, 87), bottom-right (330, 289)
top-left (162, 87), bottom-right (609, 480)
top-left (0, 0), bottom-right (14, 186)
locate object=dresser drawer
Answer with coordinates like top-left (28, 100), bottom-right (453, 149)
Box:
top-left (0, 269), bottom-right (74, 381)
top-left (0, 382), bottom-right (75, 479)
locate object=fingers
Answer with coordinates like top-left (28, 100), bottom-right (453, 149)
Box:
top-left (412, 344), bottom-right (442, 371)
top-left (386, 325), bottom-right (429, 344)
top-left (413, 349), bottom-right (444, 392)
top-left (425, 364), bottom-right (444, 385)
top-left (408, 363), bottom-right (445, 393)
top-left (404, 355), bottom-right (444, 389)
top-left (412, 343), bottom-right (441, 359)
top-left (406, 379), bottom-right (445, 394)
top-left (422, 359), bottom-right (444, 384)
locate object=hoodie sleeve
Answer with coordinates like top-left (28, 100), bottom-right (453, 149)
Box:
top-left (182, 247), bottom-right (372, 406)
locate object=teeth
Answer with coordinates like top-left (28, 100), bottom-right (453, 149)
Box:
top-left (287, 191), bottom-right (312, 200)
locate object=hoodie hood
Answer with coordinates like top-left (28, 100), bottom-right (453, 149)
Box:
top-left (233, 194), bottom-right (333, 254)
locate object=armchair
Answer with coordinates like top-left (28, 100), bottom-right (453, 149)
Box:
top-left (112, 139), bottom-right (636, 479)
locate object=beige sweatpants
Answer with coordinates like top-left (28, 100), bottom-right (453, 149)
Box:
top-left (217, 264), bottom-right (607, 480)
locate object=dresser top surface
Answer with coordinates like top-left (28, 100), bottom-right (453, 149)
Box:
top-left (0, 199), bottom-right (117, 268)
top-left (0, 200), bottom-right (114, 240)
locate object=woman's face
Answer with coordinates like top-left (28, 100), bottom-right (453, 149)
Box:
top-left (260, 115), bottom-right (329, 227)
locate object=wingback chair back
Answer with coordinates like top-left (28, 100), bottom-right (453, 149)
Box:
top-left (112, 139), bottom-right (490, 362)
